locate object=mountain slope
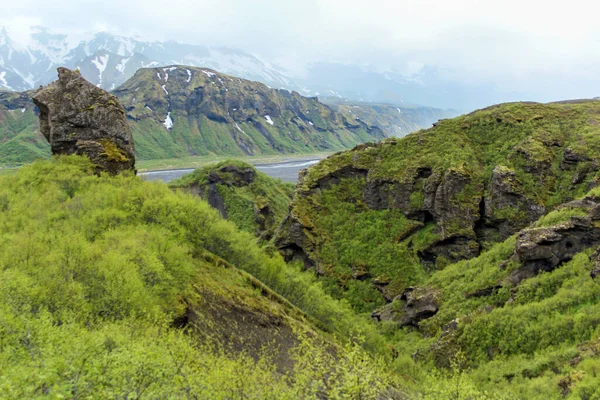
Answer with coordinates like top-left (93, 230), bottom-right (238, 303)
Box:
top-left (0, 156), bottom-right (398, 397)
top-left (0, 26), bottom-right (294, 92)
top-left (274, 99), bottom-right (600, 311)
top-left (0, 90), bottom-right (48, 164)
top-left (115, 66), bottom-right (385, 159)
top-left (322, 98), bottom-right (458, 137)
top-left (382, 188), bottom-right (600, 399)
top-left (0, 66), bottom-right (387, 165)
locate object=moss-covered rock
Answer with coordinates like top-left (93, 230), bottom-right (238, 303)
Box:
top-left (171, 160), bottom-right (294, 240)
top-left (274, 99), bottom-right (600, 310)
top-left (32, 68), bottom-right (135, 174)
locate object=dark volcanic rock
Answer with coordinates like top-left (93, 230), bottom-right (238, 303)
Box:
top-left (398, 287), bottom-right (440, 327)
top-left (183, 164), bottom-right (257, 220)
top-left (208, 164), bottom-right (256, 187)
top-left (484, 166), bottom-right (546, 239)
top-left (32, 67), bottom-right (135, 175)
top-left (371, 287), bottom-right (440, 328)
top-left (560, 148), bottom-right (588, 170)
top-left (510, 216), bottom-right (600, 285)
top-left (588, 247), bottom-right (600, 279)
top-left (273, 214), bottom-right (316, 270)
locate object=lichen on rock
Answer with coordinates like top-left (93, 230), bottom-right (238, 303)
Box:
top-left (32, 67), bottom-right (135, 174)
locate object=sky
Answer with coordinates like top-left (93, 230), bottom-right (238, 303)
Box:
top-left (2, 0), bottom-right (600, 104)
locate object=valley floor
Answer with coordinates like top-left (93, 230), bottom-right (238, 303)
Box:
top-left (135, 152), bottom-right (332, 172)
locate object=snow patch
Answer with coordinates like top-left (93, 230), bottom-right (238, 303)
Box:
top-left (397, 108), bottom-right (402, 113)
top-left (163, 66), bottom-right (177, 82)
top-left (116, 57), bottom-right (130, 73)
top-left (145, 105), bottom-right (153, 111)
top-left (156, 72), bottom-right (162, 80)
top-left (202, 70), bottom-right (216, 78)
top-left (0, 71), bottom-right (7, 88)
top-left (307, 121), bottom-right (313, 126)
top-left (234, 123), bottom-right (249, 137)
top-left (186, 69), bottom-right (192, 82)
top-left (142, 61), bottom-right (160, 68)
top-left (161, 84), bottom-right (168, 95)
top-left (21, 108), bottom-right (26, 113)
top-left (91, 54), bottom-right (109, 85)
top-left (264, 115), bottom-right (274, 125)
top-left (163, 112), bottom-right (173, 129)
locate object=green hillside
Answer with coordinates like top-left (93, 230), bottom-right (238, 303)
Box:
top-left (385, 189), bottom-right (600, 398)
top-left (117, 66), bottom-right (387, 159)
top-left (0, 156), bottom-right (404, 398)
top-left (3, 100), bottom-right (600, 398)
top-left (0, 90), bottom-right (49, 165)
top-left (170, 160), bottom-right (294, 240)
top-left (274, 100), bottom-right (600, 309)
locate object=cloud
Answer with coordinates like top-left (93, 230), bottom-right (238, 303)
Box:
top-left (2, 0), bottom-right (600, 101)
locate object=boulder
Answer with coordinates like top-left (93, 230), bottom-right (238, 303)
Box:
top-left (371, 287), bottom-right (440, 328)
top-left (510, 216), bottom-right (600, 285)
top-left (32, 67), bottom-right (135, 174)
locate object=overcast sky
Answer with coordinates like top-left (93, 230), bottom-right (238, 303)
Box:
top-left (3, 0), bottom-right (600, 102)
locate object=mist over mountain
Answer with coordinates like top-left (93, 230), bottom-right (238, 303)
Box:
top-left (0, 25), bottom-right (548, 111)
top-left (0, 26), bottom-right (292, 93)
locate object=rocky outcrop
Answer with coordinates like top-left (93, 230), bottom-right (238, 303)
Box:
top-left (273, 214), bottom-right (316, 269)
top-left (372, 287), bottom-right (440, 328)
top-left (185, 164), bottom-right (257, 220)
top-left (207, 164), bottom-right (256, 187)
top-left (482, 166), bottom-right (546, 239)
top-left (510, 209), bottom-right (600, 285)
top-left (560, 148), bottom-right (588, 170)
top-left (175, 162), bottom-right (293, 242)
top-left (589, 248), bottom-right (600, 279)
top-left (274, 101), bottom-right (600, 313)
top-left (32, 67), bottom-right (135, 174)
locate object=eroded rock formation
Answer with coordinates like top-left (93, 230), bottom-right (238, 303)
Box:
top-left (33, 67), bottom-right (135, 174)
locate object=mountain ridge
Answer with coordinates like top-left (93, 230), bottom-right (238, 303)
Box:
top-left (0, 66), bottom-right (388, 164)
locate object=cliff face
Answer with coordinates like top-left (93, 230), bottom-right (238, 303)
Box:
top-left (273, 100), bottom-right (600, 310)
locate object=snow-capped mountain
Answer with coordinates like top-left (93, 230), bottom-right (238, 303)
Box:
top-left (0, 26), bottom-right (293, 92)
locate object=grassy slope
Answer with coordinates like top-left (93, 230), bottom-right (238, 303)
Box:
top-left (0, 156), bottom-right (407, 398)
top-left (0, 107), bottom-right (49, 165)
top-left (285, 100), bottom-right (600, 310)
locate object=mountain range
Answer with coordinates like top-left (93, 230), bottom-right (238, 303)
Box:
top-left (0, 26), bottom-right (291, 93)
top-left (0, 25), bottom-right (476, 111)
top-left (0, 66), bottom-right (388, 164)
